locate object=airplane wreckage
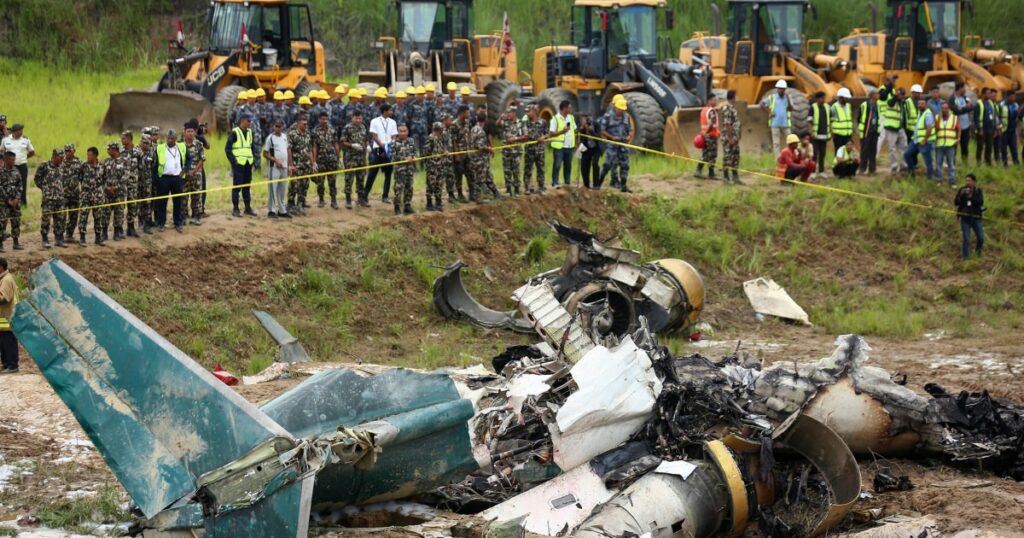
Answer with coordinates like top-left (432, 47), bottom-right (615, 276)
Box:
top-left (13, 252), bottom-right (1024, 537)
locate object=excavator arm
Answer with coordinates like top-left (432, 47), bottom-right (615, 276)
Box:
top-left (784, 55), bottom-right (836, 101)
top-left (944, 50), bottom-right (1006, 95)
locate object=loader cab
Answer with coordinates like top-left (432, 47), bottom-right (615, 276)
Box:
top-left (395, 0), bottom-right (472, 56)
top-left (725, 0), bottom-right (809, 76)
top-left (208, 1), bottom-right (318, 74)
top-left (570, 2), bottom-right (673, 79)
top-left (884, 0), bottom-right (962, 72)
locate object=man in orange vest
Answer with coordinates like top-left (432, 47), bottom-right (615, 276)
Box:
top-left (694, 94), bottom-right (720, 180)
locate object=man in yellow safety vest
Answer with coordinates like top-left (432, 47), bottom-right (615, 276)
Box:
top-left (934, 101), bottom-right (961, 186)
top-left (225, 112), bottom-right (258, 217)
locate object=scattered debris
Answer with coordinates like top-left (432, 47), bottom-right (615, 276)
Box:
top-left (211, 364), bottom-right (239, 386)
top-left (435, 221), bottom-right (706, 338)
top-left (844, 515), bottom-right (940, 537)
top-left (253, 309), bottom-right (311, 363)
top-left (743, 277), bottom-right (811, 325)
top-left (873, 467), bottom-right (914, 493)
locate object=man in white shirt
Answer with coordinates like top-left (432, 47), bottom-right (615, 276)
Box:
top-left (548, 100), bottom-right (577, 188)
top-left (262, 120), bottom-right (291, 218)
top-left (364, 104), bottom-right (398, 203)
top-left (0, 124), bottom-right (35, 206)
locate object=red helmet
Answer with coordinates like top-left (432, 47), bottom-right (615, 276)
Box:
top-left (693, 133), bottom-right (706, 149)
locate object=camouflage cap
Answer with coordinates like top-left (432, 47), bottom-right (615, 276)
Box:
top-left (432, 121), bottom-right (443, 131)
top-left (525, 104), bottom-right (538, 112)
top-left (107, 141), bottom-right (120, 151)
top-left (0, 114), bottom-right (6, 122)
top-left (141, 127), bottom-right (153, 136)
top-left (52, 148), bottom-right (62, 157)
top-left (64, 143), bottom-right (76, 152)
top-left (120, 130), bottom-right (134, 139)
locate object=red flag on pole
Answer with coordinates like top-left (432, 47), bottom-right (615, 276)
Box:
top-left (240, 22), bottom-right (250, 47)
top-left (175, 20), bottom-right (185, 48)
top-left (501, 12), bottom-right (514, 58)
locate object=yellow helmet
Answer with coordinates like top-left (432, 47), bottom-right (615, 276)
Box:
top-left (346, 89), bottom-right (359, 99)
top-left (447, 81), bottom-right (458, 91)
top-left (284, 90), bottom-right (296, 99)
top-left (612, 94), bottom-right (626, 104)
top-left (396, 91), bottom-right (407, 99)
top-left (335, 83), bottom-right (349, 94)
top-left (273, 90), bottom-right (285, 101)
top-left (614, 100), bottom-right (628, 111)
top-left (414, 85), bottom-right (425, 94)
top-left (320, 89), bottom-right (332, 100)
top-left (373, 87), bottom-right (388, 99)
top-left (237, 89), bottom-right (251, 100)
top-left (460, 86), bottom-right (472, 96)
top-left (298, 96), bottom-right (313, 106)
top-left (786, 133), bottom-right (800, 145)
top-left (425, 83), bottom-right (436, 93)
top-left (255, 88), bottom-right (267, 97)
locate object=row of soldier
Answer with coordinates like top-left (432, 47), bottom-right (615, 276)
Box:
top-left (21, 124), bottom-right (208, 250)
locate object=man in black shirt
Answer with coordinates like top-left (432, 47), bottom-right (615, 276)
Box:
top-left (954, 173), bottom-right (985, 259)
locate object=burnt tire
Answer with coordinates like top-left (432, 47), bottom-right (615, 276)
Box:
top-left (787, 88), bottom-right (811, 137)
top-left (622, 91), bottom-right (666, 150)
top-left (536, 88), bottom-right (576, 122)
top-left (294, 79), bottom-right (318, 97)
top-left (213, 84), bottom-right (246, 131)
top-left (485, 79), bottom-right (522, 130)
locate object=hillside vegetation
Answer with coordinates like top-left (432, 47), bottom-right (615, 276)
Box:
top-left (1, 0), bottom-right (1021, 75)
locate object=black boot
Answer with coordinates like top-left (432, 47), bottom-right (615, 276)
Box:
top-left (435, 196), bottom-right (444, 212)
top-left (113, 227), bottom-right (124, 241)
top-left (404, 204), bottom-right (414, 215)
top-left (56, 234), bottom-right (66, 248)
top-left (318, 196), bottom-right (326, 208)
top-left (102, 229), bottom-right (109, 242)
top-left (142, 219), bottom-right (153, 234)
top-left (345, 194), bottom-right (353, 209)
top-left (331, 197), bottom-right (339, 209)
top-left (79, 232), bottom-right (86, 246)
top-left (426, 200), bottom-right (434, 211)
top-left (694, 164), bottom-right (705, 179)
top-left (448, 193), bottom-right (457, 204)
top-left (708, 166), bottom-right (717, 180)
top-left (457, 189), bottom-right (467, 203)
top-left (394, 205), bottom-right (402, 216)
top-left (13, 238), bottom-right (23, 251)
top-left (127, 224), bottom-right (139, 238)
top-left (95, 232), bottom-right (105, 246)
top-left (41, 233), bottom-right (51, 249)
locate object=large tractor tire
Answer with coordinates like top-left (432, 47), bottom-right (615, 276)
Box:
top-left (485, 79), bottom-right (522, 130)
top-left (294, 79), bottom-right (319, 97)
top-left (787, 88), bottom-right (811, 137)
top-left (536, 88), bottom-right (576, 122)
top-left (622, 91), bottom-right (666, 150)
top-left (213, 84), bottom-right (247, 131)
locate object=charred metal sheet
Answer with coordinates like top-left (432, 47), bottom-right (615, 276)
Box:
top-left (514, 282), bottom-right (596, 363)
top-left (432, 261), bottom-right (534, 333)
top-left (252, 310), bottom-right (311, 363)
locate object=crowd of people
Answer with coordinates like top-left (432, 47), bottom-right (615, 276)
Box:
top-left (0, 75), bottom-right (1002, 258)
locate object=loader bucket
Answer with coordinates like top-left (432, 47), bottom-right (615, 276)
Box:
top-left (664, 102), bottom-right (773, 160)
top-left (101, 90), bottom-right (214, 134)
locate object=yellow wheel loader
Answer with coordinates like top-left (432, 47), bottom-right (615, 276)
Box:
top-left (529, 0), bottom-right (713, 152)
top-left (102, 0), bottom-right (330, 133)
top-left (357, 0), bottom-right (522, 127)
top-left (671, 0), bottom-right (869, 155)
top-left (833, 0), bottom-right (1015, 99)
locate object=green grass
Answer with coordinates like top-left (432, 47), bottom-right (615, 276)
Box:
top-left (34, 482), bottom-right (131, 535)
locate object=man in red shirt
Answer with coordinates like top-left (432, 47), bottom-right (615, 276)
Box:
top-left (776, 133), bottom-right (814, 183)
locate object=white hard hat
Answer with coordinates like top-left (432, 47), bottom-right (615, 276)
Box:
top-left (775, 80), bottom-right (789, 89)
top-left (910, 84), bottom-right (923, 94)
top-left (837, 88), bottom-right (852, 99)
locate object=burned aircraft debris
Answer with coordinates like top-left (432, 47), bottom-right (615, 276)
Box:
top-left (12, 258), bottom-right (1024, 537)
top-left (434, 221), bottom-right (706, 340)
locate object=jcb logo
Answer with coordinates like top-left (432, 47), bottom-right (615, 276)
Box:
top-left (208, 65), bottom-right (226, 84)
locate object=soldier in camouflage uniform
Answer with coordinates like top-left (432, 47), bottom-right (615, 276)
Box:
top-left (393, 91), bottom-right (410, 128)
top-left (469, 109), bottom-right (501, 202)
top-left (424, 121), bottom-right (447, 211)
top-left (313, 112), bottom-right (340, 208)
top-left (328, 86), bottom-right (348, 130)
top-left (438, 114), bottom-right (457, 202)
top-left (287, 113), bottom-right (316, 215)
top-left (120, 131), bottom-right (141, 237)
top-left (450, 106), bottom-right (472, 202)
top-left (340, 112), bottom-right (368, 209)
top-left (719, 90), bottom-right (742, 184)
top-left (60, 144), bottom-right (83, 242)
top-left (183, 126), bottom-right (205, 224)
top-left (497, 107), bottom-right (528, 196)
top-left (271, 92), bottom-right (291, 129)
top-left (100, 142), bottom-right (128, 242)
top-left (0, 152), bottom-right (22, 251)
top-left (600, 101), bottom-right (633, 192)
top-left (78, 147), bottom-right (106, 245)
top-left (34, 149), bottom-right (66, 248)
top-left (136, 130), bottom-right (156, 233)
top-left (410, 89), bottom-right (431, 152)
top-left (390, 125), bottom-right (418, 215)
top-left (522, 105), bottom-right (548, 193)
